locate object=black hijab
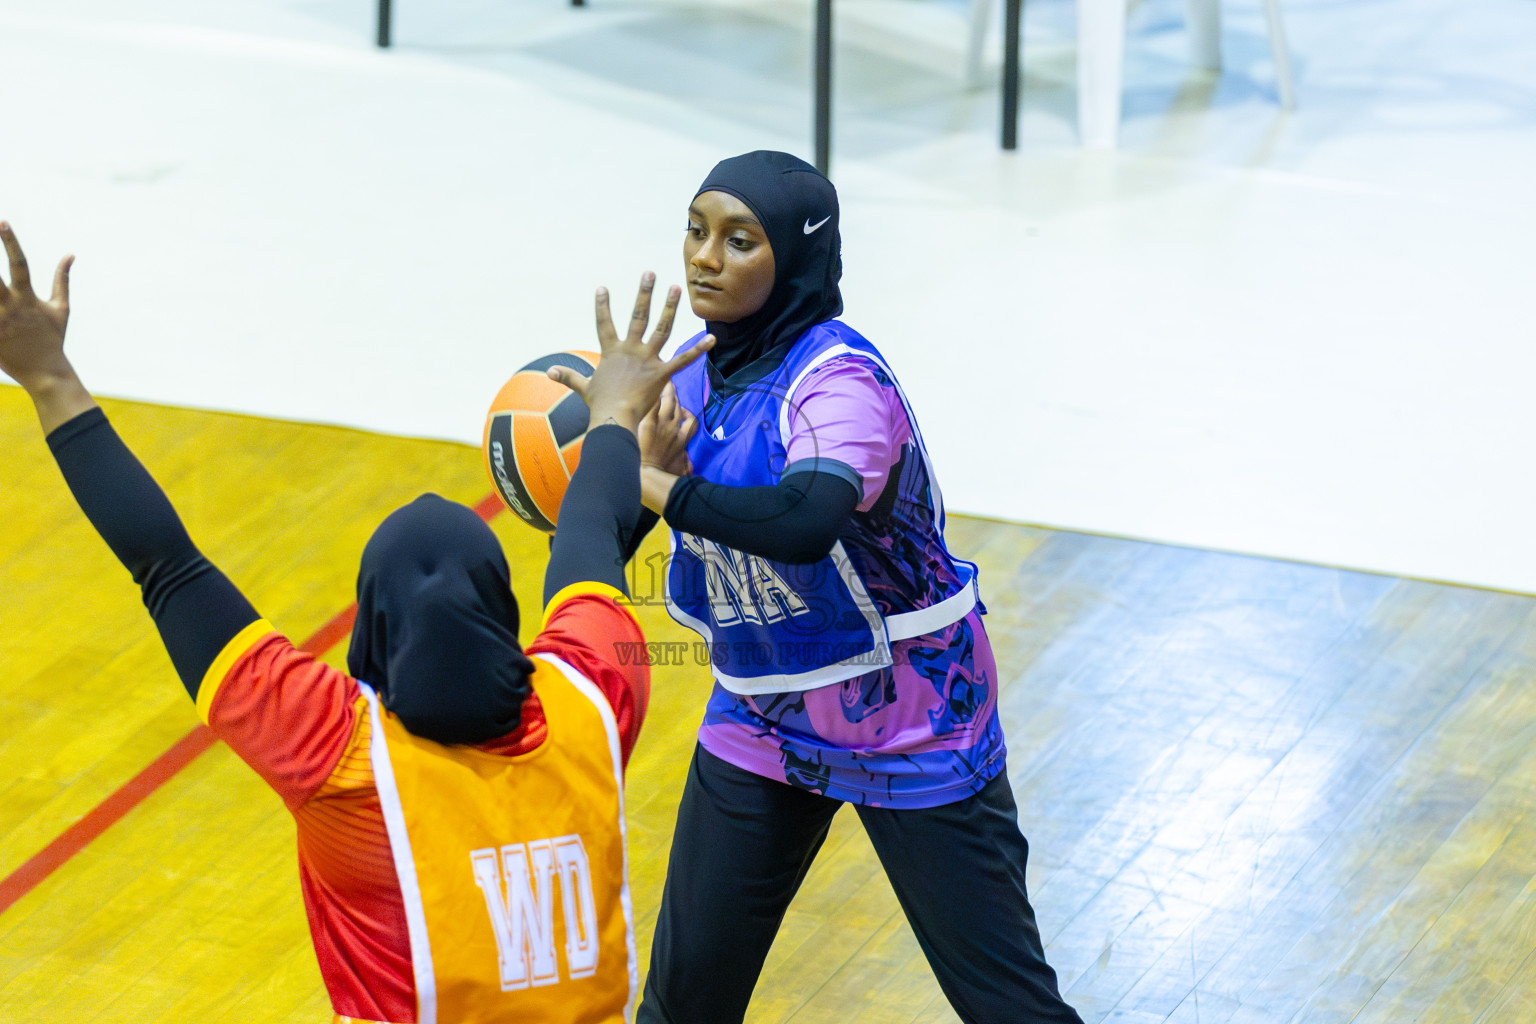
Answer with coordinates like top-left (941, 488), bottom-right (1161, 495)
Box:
top-left (695, 150), bottom-right (843, 382)
top-left (347, 493), bottom-right (535, 745)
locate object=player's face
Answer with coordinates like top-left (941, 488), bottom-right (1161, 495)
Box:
top-left (684, 191), bottom-right (776, 323)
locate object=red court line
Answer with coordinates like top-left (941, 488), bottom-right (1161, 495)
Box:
top-left (471, 492), bottom-right (505, 521)
top-left (0, 493), bottom-right (504, 917)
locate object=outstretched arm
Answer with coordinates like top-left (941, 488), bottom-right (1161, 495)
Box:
top-left (0, 223), bottom-right (259, 697)
top-left (541, 273), bottom-right (712, 606)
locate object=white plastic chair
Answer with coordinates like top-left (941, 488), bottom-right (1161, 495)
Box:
top-left (966, 0), bottom-right (1296, 146)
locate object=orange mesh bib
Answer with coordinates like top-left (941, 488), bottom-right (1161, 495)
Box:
top-left (362, 654), bottom-right (636, 1023)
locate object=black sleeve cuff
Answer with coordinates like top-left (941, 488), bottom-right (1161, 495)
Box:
top-left (45, 404), bottom-right (109, 452)
top-left (781, 456), bottom-right (863, 504)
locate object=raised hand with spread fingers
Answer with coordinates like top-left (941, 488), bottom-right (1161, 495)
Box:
top-left (0, 222), bottom-right (92, 433)
top-left (546, 271), bottom-right (713, 436)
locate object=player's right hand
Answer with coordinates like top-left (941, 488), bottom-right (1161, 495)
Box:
top-left (639, 382), bottom-right (696, 476)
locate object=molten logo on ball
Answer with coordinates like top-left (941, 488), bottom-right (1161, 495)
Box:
top-left (488, 438), bottom-right (536, 526)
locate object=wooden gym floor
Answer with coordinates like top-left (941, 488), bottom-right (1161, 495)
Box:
top-left (2, 387), bottom-right (1535, 1023)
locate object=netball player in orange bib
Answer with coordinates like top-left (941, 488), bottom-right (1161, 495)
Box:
top-left (0, 222), bottom-right (710, 1024)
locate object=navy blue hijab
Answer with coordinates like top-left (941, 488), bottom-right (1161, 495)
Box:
top-left (347, 494), bottom-right (535, 745)
top-left (695, 151), bottom-right (843, 381)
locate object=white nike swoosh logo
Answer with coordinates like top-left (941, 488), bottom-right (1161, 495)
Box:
top-left (803, 215), bottom-right (831, 235)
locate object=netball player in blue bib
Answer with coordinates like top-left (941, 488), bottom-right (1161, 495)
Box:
top-left (558, 152), bottom-right (1082, 1023)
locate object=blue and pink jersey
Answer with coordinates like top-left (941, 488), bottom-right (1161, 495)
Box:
top-left (666, 322), bottom-right (1007, 809)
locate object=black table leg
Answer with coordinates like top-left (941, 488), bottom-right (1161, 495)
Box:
top-left (814, 0), bottom-right (832, 175)
top-left (377, 0), bottom-right (393, 47)
top-left (1002, 0), bottom-right (1021, 149)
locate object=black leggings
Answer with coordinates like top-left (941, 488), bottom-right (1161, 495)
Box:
top-left (638, 746), bottom-right (1083, 1024)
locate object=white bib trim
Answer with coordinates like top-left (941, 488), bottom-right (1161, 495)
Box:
top-left (359, 681), bottom-right (438, 1024)
top-left (532, 654), bottom-right (640, 1022)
